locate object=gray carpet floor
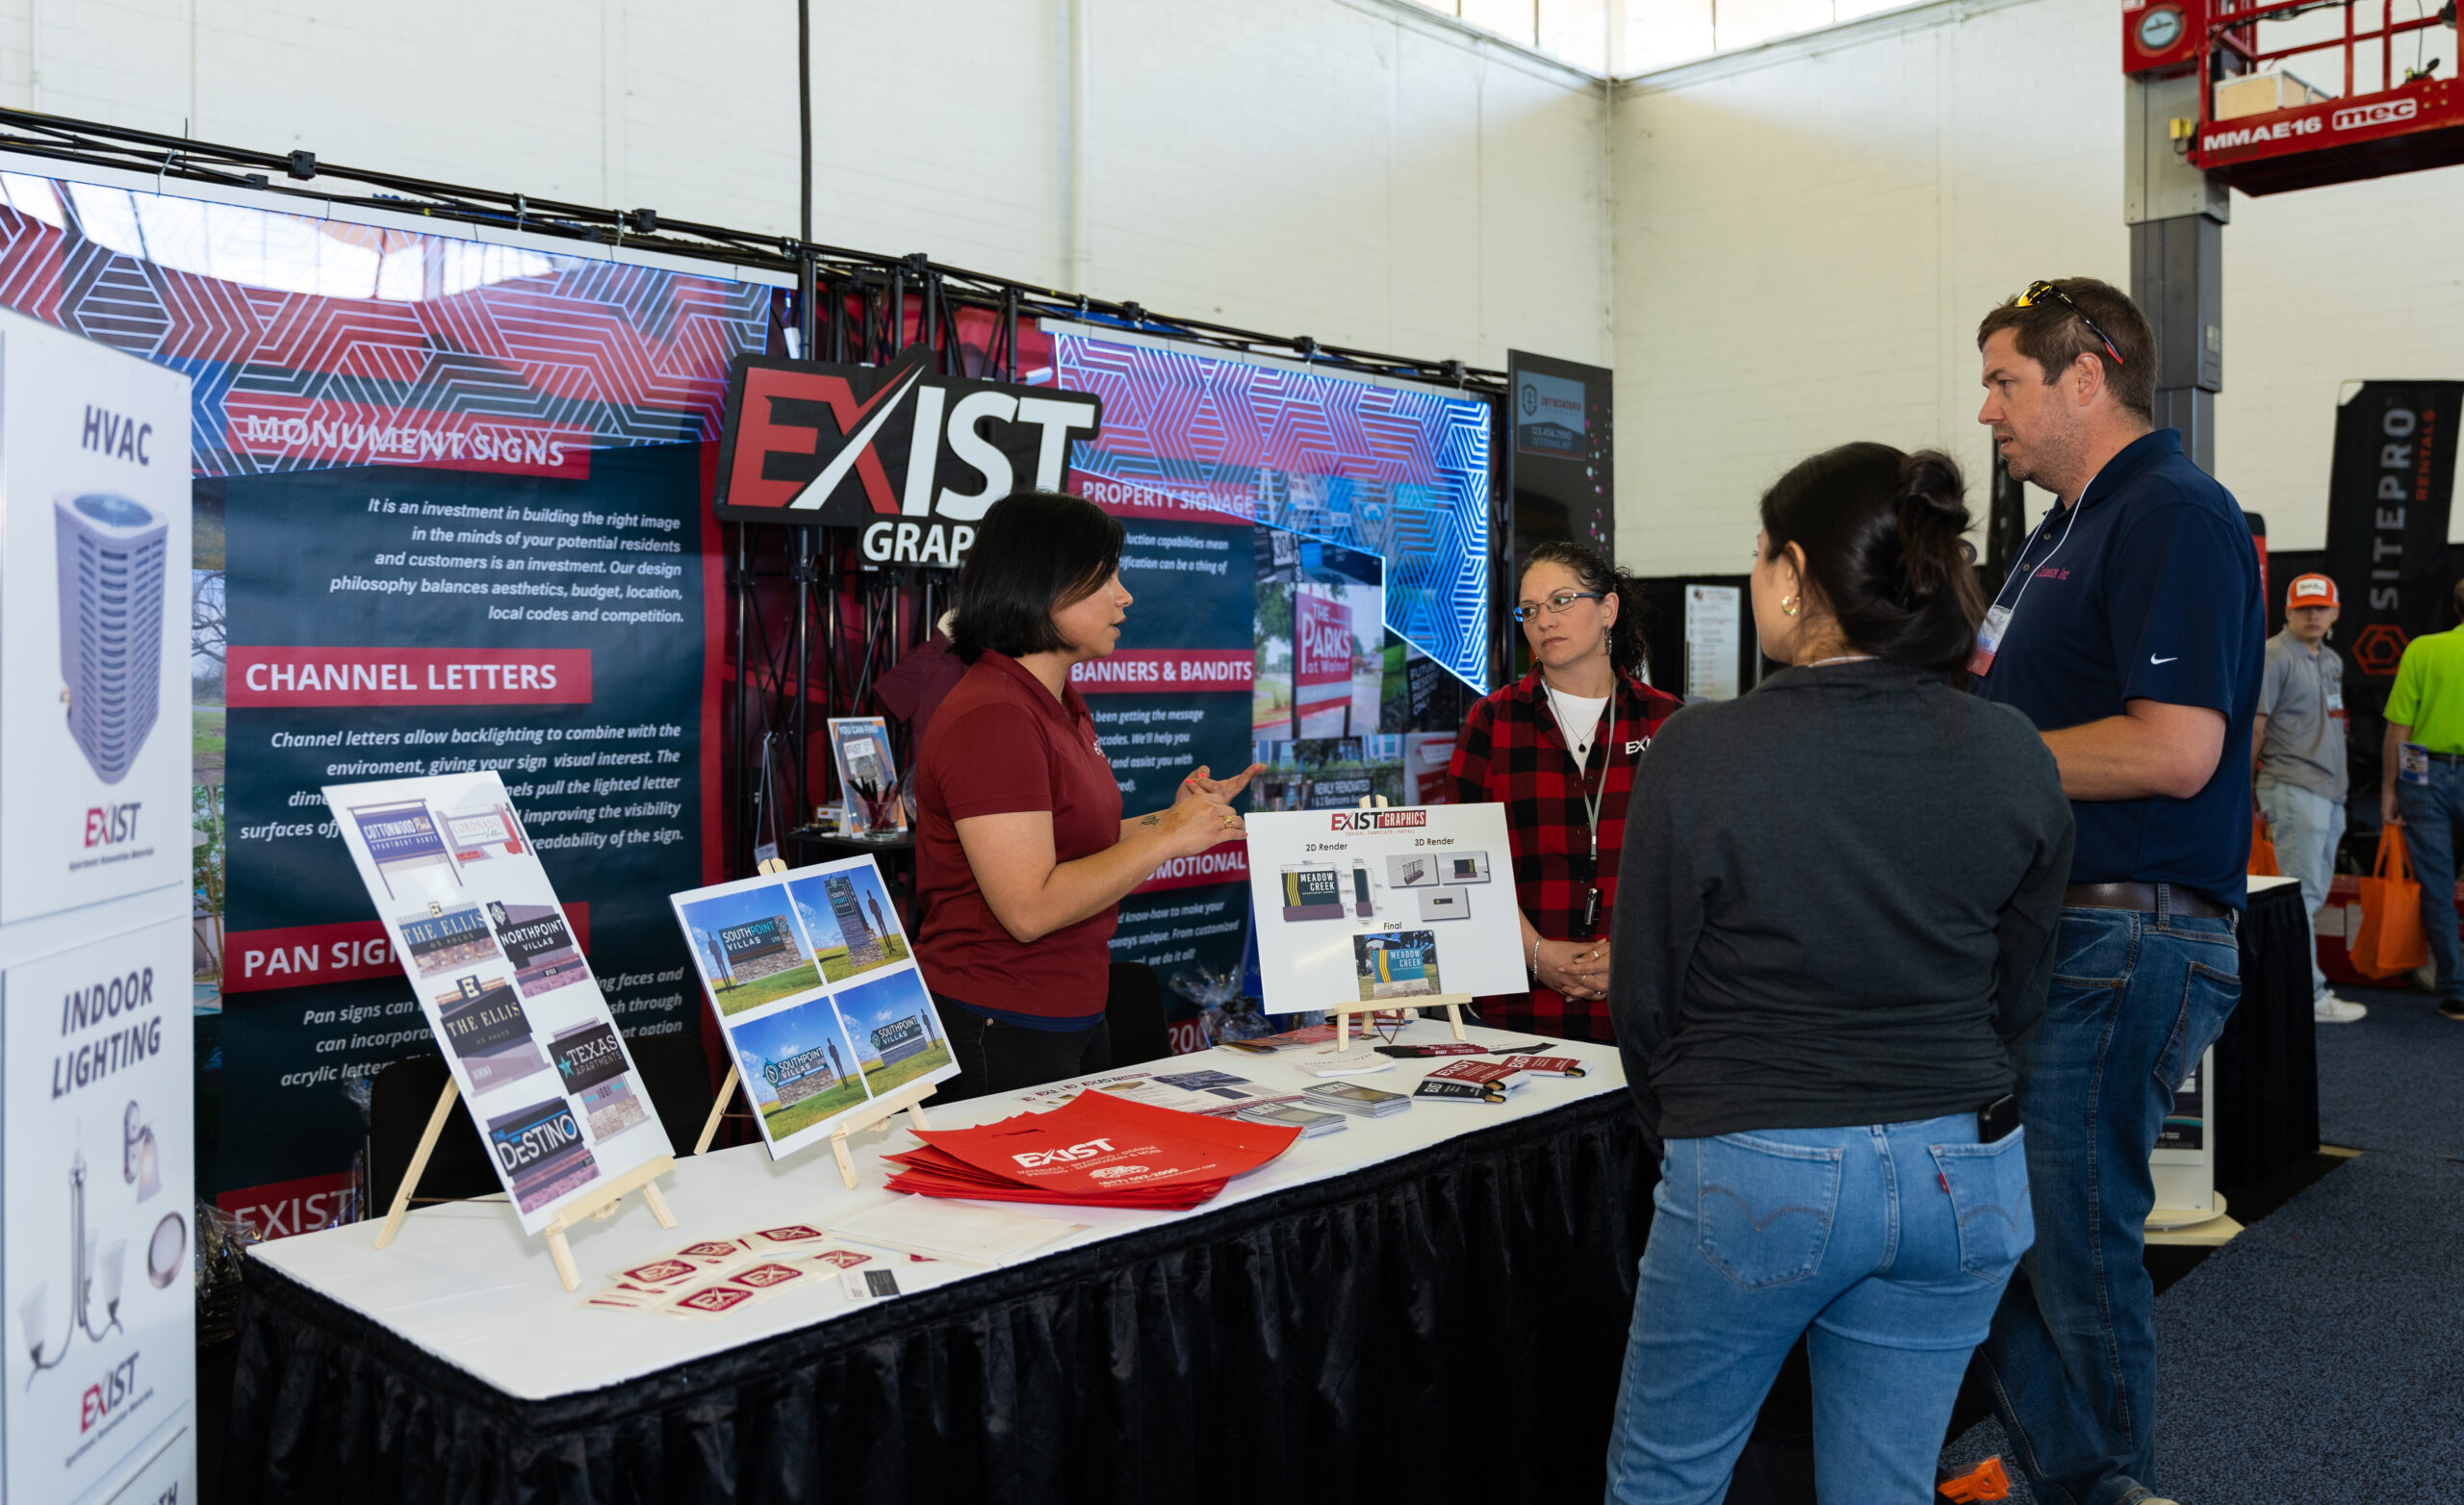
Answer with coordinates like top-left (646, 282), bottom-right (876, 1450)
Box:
top-left (1943, 982), bottom-right (2463, 1501)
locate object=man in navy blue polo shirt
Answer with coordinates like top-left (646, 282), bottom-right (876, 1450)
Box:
top-left (1967, 278), bottom-right (2263, 1505)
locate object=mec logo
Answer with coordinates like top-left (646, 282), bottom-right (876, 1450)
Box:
top-left (2333, 98), bottom-right (2417, 132)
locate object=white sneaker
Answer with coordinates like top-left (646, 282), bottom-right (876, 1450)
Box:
top-left (2314, 991), bottom-right (2368, 1024)
top-left (2413, 961), bottom-right (2439, 992)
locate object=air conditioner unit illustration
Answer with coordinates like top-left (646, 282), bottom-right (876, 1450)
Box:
top-left (54, 491), bottom-right (167, 784)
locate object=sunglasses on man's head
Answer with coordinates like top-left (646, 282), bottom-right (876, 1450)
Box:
top-left (1512, 590), bottom-right (1605, 623)
top-left (2015, 280), bottom-right (2124, 367)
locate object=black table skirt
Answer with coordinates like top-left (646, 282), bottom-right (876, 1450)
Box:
top-left (227, 1093), bottom-right (1654, 1505)
top-left (2218, 878), bottom-right (2320, 1194)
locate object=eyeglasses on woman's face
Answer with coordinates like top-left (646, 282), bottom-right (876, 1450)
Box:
top-left (1512, 590), bottom-right (1604, 623)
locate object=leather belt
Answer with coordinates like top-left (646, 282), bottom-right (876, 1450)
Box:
top-left (2063, 881), bottom-right (2229, 919)
top-left (2423, 750), bottom-right (2464, 765)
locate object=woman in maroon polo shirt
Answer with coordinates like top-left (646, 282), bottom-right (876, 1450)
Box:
top-left (915, 492), bottom-right (1263, 1098)
top-left (1449, 541), bottom-right (1684, 1042)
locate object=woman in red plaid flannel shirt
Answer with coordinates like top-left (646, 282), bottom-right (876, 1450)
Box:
top-left (1449, 542), bottom-right (1684, 1041)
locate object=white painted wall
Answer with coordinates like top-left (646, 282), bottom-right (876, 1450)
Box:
top-left (1611, 0), bottom-right (2464, 572)
top-left (0, 0), bottom-right (1614, 370)
top-left (0, 0), bottom-right (2452, 564)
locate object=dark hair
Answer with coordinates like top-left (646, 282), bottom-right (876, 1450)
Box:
top-left (1519, 540), bottom-right (1649, 678)
top-left (1975, 276), bottom-right (2156, 421)
top-left (1758, 444), bottom-right (1984, 674)
top-left (948, 491), bottom-right (1125, 665)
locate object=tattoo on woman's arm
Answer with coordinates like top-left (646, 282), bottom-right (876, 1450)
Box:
top-left (1140, 813), bottom-right (1161, 828)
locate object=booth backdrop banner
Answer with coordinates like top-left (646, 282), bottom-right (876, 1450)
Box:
top-left (0, 311), bottom-right (195, 924)
top-left (1034, 320), bottom-right (1494, 696)
top-left (321, 771), bottom-right (676, 1235)
top-left (2322, 380), bottom-right (2464, 807)
top-left (1068, 496), bottom-right (1255, 1018)
top-left (3, 917), bottom-right (197, 1505)
top-left (0, 170), bottom-right (769, 1233)
top-left (215, 445), bottom-right (716, 1222)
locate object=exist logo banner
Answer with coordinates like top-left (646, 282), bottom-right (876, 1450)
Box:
top-left (711, 345), bottom-right (1102, 564)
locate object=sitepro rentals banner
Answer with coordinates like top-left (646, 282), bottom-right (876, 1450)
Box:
top-left (2323, 380), bottom-right (2464, 806)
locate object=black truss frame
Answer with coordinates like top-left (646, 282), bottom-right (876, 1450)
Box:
top-left (0, 106), bottom-right (1509, 879)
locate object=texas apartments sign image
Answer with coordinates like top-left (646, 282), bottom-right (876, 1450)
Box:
top-left (211, 444), bottom-right (713, 1238)
top-left (710, 345), bottom-right (1102, 563)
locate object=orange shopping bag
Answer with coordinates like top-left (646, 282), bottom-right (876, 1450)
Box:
top-left (2349, 826), bottom-right (2429, 979)
top-left (2249, 811), bottom-right (2280, 878)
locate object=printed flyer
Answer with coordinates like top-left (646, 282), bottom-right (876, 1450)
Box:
top-left (671, 855), bottom-right (959, 1159)
top-left (322, 771), bottom-right (675, 1234)
top-left (1242, 804), bottom-right (1524, 1013)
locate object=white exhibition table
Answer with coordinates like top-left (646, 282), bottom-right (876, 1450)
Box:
top-left (250, 1020), bottom-right (1627, 1402)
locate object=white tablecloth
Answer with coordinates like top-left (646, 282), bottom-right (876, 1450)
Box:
top-left (249, 1019), bottom-right (1627, 1400)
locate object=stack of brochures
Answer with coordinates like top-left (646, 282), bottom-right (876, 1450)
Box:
top-left (1234, 1102), bottom-right (1348, 1136)
top-left (1301, 1081), bottom-right (1413, 1118)
top-left (883, 1091), bottom-right (1303, 1211)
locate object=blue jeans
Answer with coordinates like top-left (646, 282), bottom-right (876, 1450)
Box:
top-left (2395, 762), bottom-right (2464, 998)
top-left (1605, 1116), bottom-right (2033, 1505)
top-left (2256, 779), bottom-right (2343, 999)
top-left (1980, 902), bottom-right (2239, 1505)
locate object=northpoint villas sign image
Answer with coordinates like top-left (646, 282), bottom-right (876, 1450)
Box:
top-left (711, 346), bottom-right (1102, 562)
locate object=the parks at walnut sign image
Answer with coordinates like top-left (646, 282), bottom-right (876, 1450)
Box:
top-left (669, 855), bottom-right (959, 1159)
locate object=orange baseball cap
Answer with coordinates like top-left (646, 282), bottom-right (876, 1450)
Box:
top-left (2287, 574), bottom-right (2339, 607)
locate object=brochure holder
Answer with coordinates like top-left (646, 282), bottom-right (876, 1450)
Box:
top-left (692, 1064), bottom-right (935, 1188)
top-left (1324, 797), bottom-right (1471, 1055)
top-left (372, 1078), bottom-right (679, 1292)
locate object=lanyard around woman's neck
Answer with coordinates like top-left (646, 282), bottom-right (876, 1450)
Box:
top-left (1542, 676), bottom-right (1612, 864)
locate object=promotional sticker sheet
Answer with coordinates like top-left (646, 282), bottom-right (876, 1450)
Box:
top-left (323, 772), bottom-right (675, 1235)
top-left (1243, 804), bottom-right (1525, 1012)
top-left (671, 855), bottom-right (958, 1159)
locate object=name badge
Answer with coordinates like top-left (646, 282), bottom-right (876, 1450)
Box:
top-left (2401, 741), bottom-right (2430, 785)
top-left (1967, 604), bottom-right (2014, 678)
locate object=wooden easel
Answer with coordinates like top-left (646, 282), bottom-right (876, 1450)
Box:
top-left (371, 1077), bottom-right (680, 1292)
top-left (693, 1063), bottom-right (935, 1188)
top-left (1327, 795), bottom-right (1471, 1055)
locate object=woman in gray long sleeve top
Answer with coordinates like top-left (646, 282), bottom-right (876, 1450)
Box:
top-left (1602, 445), bottom-right (2072, 1505)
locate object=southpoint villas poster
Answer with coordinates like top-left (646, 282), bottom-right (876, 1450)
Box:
top-left (671, 855), bottom-right (957, 1158)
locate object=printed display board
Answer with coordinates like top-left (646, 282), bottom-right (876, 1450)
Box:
top-left (3, 917), bottom-right (196, 1505)
top-left (1242, 804), bottom-right (1523, 1012)
top-left (322, 772), bottom-right (674, 1234)
top-left (0, 309), bottom-right (195, 924)
top-left (671, 855), bottom-right (958, 1159)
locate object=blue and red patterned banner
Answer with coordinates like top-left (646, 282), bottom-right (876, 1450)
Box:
top-left (0, 167), bottom-right (770, 1233)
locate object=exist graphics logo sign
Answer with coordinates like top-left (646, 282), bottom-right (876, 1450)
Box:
top-left (711, 346), bottom-right (1102, 564)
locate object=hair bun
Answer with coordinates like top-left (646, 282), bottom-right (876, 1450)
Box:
top-left (1891, 449), bottom-right (1972, 601)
